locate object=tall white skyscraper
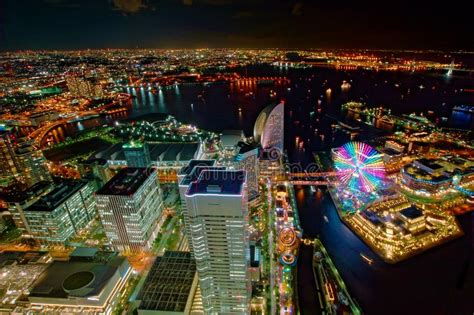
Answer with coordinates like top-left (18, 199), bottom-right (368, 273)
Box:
top-left (185, 169), bottom-right (250, 314)
top-left (177, 159), bottom-right (217, 255)
top-left (95, 167), bottom-right (163, 253)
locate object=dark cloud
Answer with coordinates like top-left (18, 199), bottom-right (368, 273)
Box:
top-left (2, 0), bottom-right (473, 50)
top-left (201, 0), bottom-right (233, 5)
top-left (291, 2), bottom-right (303, 16)
top-left (182, 0), bottom-right (233, 5)
top-left (233, 10), bottom-right (255, 19)
top-left (43, 0), bottom-right (80, 8)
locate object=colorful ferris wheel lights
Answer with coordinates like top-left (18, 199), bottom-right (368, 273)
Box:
top-left (333, 142), bottom-right (385, 193)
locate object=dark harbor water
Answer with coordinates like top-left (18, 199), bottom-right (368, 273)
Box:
top-left (295, 186), bottom-right (474, 315)
top-left (68, 65), bottom-right (473, 314)
top-left (122, 65), bottom-right (474, 136)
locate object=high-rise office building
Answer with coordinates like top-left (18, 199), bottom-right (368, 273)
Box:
top-left (23, 180), bottom-right (96, 244)
top-left (0, 132), bottom-right (51, 188)
top-left (123, 141), bottom-right (151, 167)
top-left (95, 168), bottom-right (163, 253)
top-left (0, 131), bottom-right (21, 184)
top-left (15, 137), bottom-right (51, 187)
top-left (178, 160), bottom-right (220, 255)
top-left (185, 169), bottom-right (250, 314)
top-left (4, 181), bottom-right (53, 235)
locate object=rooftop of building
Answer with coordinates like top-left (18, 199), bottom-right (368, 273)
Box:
top-left (93, 142), bottom-right (199, 163)
top-left (3, 181), bottom-right (52, 204)
top-left (221, 129), bottom-right (243, 148)
top-left (416, 158), bottom-right (444, 170)
top-left (403, 164), bottom-right (451, 183)
top-left (383, 148), bottom-right (403, 156)
top-left (163, 144), bottom-right (184, 161)
top-left (180, 166), bottom-right (226, 187)
top-left (26, 180), bottom-right (88, 212)
top-left (399, 205), bottom-right (424, 220)
top-left (250, 244), bottom-right (261, 268)
top-left (178, 159), bottom-right (216, 176)
top-left (96, 167), bottom-right (155, 196)
top-left (122, 140), bottom-right (146, 149)
top-left (186, 169), bottom-right (246, 196)
top-left (0, 251), bottom-right (50, 267)
top-left (449, 156), bottom-right (470, 166)
top-left (385, 139), bottom-right (405, 146)
top-left (138, 251), bottom-right (196, 313)
top-left (70, 247), bottom-right (99, 259)
top-left (79, 158), bottom-right (108, 166)
top-left (94, 143), bottom-right (125, 161)
top-left (29, 250), bottom-right (126, 299)
top-left (236, 141), bottom-right (259, 155)
top-left (29, 110), bottom-right (58, 118)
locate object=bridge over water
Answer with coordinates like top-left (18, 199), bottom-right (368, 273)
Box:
top-left (287, 172), bottom-right (336, 186)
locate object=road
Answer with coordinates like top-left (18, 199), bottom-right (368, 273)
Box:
top-left (266, 180), bottom-right (277, 315)
top-left (153, 215), bottom-right (179, 255)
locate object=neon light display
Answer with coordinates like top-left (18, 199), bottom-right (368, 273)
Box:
top-left (333, 142), bottom-right (385, 192)
top-left (278, 227), bottom-right (297, 248)
top-left (280, 251), bottom-right (297, 266)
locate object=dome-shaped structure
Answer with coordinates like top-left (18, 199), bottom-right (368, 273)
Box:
top-left (253, 101), bottom-right (284, 152)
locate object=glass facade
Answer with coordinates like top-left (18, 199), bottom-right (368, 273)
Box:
top-left (24, 181), bottom-right (96, 244)
top-left (96, 169), bottom-right (163, 253)
top-left (185, 170), bottom-right (251, 314)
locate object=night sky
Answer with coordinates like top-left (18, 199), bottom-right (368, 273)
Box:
top-left (1, 0), bottom-right (473, 51)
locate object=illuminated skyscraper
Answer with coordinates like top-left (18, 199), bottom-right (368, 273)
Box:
top-left (185, 169), bottom-right (250, 314)
top-left (253, 101), bottom-right (284, 153)
top-left (0, 131), bottom-right (21, 183)
top-left (177, 159), bottom-right (217, 255)
top-left (5, 181), bottom-right (53, 235)
top-left (0, 132), bottom-right (51, 188)
top-left (23, 180), bottom-right (96, 244)
top-left (15, 137), bottom-right (51, 187)
top-left (95, 168), bottom-right (163, 253)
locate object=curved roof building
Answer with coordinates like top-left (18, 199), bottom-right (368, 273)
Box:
top-left (253, 101), bottom-right (284, 152)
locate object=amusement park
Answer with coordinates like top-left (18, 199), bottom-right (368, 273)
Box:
top-left (328, 141), bottom-right (467, 263)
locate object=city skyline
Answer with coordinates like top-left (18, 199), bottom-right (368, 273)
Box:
top-left (0, 10), bottom-right (472, 313)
